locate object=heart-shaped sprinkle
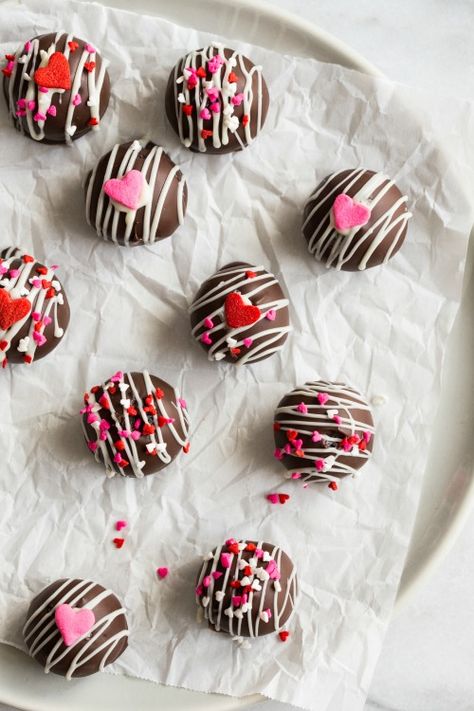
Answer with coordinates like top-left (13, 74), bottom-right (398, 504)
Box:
top-left (245, 270), bottom-right (257, 279)
top-left (220, 552), bottom-right (232, 568)
top-left (279, 630), bottom-right (290, 642)
top-left (86, 44), bottom-right (96, 54)
top-left (182, 104), bottom-right (193, 116)
top-left (103, 170), bottom-right (146, 211)
top-left (201, 596), bottom-right (210, 607)
top-left (278, 493), bottom-right (290, 504)
top-left (243, 337), bottom-right (253, 348)
top-left (327, 409), bottom-right (338, 419)
top-left (0, 340), bottom-right (8, 350)
top-left (47, 105), bottom-right (56, 116)
top-left (265, 309), bottom-right (276, 321)
top-left (72, 93), bottom-right (81, 106)
top-left (228, 71), bottom-right (238, 83)
top-left (115, 520), bottom-right (127, 531)
top-left (68, 41), bottom-right (79, 52)
top-left (0, 289), bottom-right (31, 330)
top-left (312, 430), bottom-right (322, 442)
top-left (267, 493), bottom-right (278, 504)
top-left (286, 430), bottom-right (298, 441)
top-left (317, 393), bottom-right (329, 405)
top-left (212, 571), bottom-right (223, 580)
top-left (328, 481), bottom-right (338, 491)
top-left (225, 292), bottom-right (260, 329)
top-left (215, 590), bottom-right (225, 602)
top-left (34, 52), bottom-right (71, 90)
top-left (84, 61), bottom-right (96, 73)
top-left (113, 537), bottom-right (125, 548)
top-left (203, 317), bottom-right (214, 329)
top-left (157, 567), bottom-right (169, 579)
top-left (54, 604), bottom-right (95, 647)
top-left (332, 193), bottom-right (371, 234)
top-left (199, 107), bottom-right (211, 120)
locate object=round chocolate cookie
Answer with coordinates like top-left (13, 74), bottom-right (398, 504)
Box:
top-left (2, 32), bottom-right (110, 144)
top-left (23, 578), bottom-right (128, 679)
top-left (81, 369), bottom-right (190, 478)
top-left (165, 43), bottom-right (269, 154)
top-left (273, 381), bottom-right (375, 487)
top-left (0, 247), bottom-right (69, 366)
top-left (195, 538), bottom-right (297, 639)
top-left (85, 140), bottom-right (188, 246)
top-left (190, 262), bottom-right (290, 365)
top-left (302, 169), bottom-right (411, 271)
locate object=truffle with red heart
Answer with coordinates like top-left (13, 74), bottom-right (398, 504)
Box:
top-left (190, 261), bottom-right (291, 365)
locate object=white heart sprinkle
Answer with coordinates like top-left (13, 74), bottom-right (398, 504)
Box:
top-left (234, 609), bottom-right (243, 619)
top-left (260, 611), bottom-right (269, 623)
top-left (274, 581), bottom-right (282, 592)
top-left (251, 580), bottom-right (261, 591)
top-left (177, 92), bottom-right (185, 103)
top-left (239, 559), bottom-right (247, 570)
top-left (17, 337), bottom-right (29, 352)
top-left (57, 293), bottom-right (64, 305)
top-left (213, 352), bottom-right (226, 361)
top-left (215, 591), bottom-right (225, 602)
top-left (240, 576), bottom-right (251, 586)
top-left (146, 443), bottom-right (156, 454)
top-left (51, 280), bottom-right (61, 290)
top-left (226, 337), bottom-right (237, 347)
top-left (20, 287), bottom-right (29, 296)
top-left (263, 551), bottom-right (271, 562)
top-left (18, 56), bottom-right (27, 64)
top-left (248, 557), bottom-right (257, 568)
top-left (224, 607), bottom-right (233, 618)
top-left (327, 409), bottom-right (338, 418)
top-left (67, 125), bottom-right (77, 136)
top-left (241, 603), bottom-right (250, 613)
top-left (324, 455), bottom-right (336, 470)
top-left (202, 596), bottom-right (210, 607)
top-left (120, 399), bottom-right (130, 408)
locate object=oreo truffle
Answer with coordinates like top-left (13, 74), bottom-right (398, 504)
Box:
top-left (85, 140), bottom-right (187, 246)
top-left (2, 32), bottom-right (110, 144)
top-left (273, 381), bottom-right (375, 487)
top-left (0, 247), bottom-right (69, 366)
top-left (195, 538), bottom-right (297, 639)
top-left (81, 369), bottom-right (190, 478)
top-left (190, 262), bottom-right (290, 365)
top-left (23, 578), bottom-right (128, 679)
top-left (302, 169), bottom-right (411, 271)
top-left (165, 43), bottom-right (269, 154)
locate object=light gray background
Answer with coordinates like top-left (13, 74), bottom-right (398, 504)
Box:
top-left (1, 1), bottom-right (473, 710)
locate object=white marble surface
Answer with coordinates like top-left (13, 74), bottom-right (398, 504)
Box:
top-left (1, 1), bottom-right (473, 710)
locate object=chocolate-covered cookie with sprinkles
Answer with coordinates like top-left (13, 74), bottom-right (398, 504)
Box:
top-left (195, 538), bottom-right (297, 640)
top-left (273, 381), bottom-right (375, 488)
top-left (190, 262), bottom-right (291, 365)
top-left (0, 247), bottom-right (69, 367)
top-left (81, 370), bottom-right (190, 478)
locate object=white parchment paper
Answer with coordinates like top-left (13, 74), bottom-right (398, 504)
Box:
top-left (0, 1), bottom-right (473, 709)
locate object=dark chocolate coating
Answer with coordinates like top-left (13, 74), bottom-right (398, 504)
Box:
top-left (274, 381), bottom-right (374, 483)
top-left (82, 371), bottom-right (189, 478)
top-left (196, 540), bottom-right (297, 638)
top-left (190, 262), bottom-right (290, 365)
top-left (23, 578), bottom-right (128, 678)
top-left (303, 169), bottom-right (410, 271)
top-left (0, 247), bottom-right (69, 365)
top-left (3, 33), bottom-right (110, 144)
top-left (165, 46), bottom-right (269, 154)
top-left (84, 140), bottom-right (187, 246)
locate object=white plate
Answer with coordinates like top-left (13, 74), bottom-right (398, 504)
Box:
top-left (1, 0), bottom-right (472, 709)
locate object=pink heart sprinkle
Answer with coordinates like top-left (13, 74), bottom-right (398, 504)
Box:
top-left (99, 431), bottom-right (107, 441)
top-left (243, 337), bottom-right (253, 348)
top-left (87, 413), bottom-right (98, 424)
top-left (297, 402), bottom-right (308, 414)
top-left (99, 419), bottom-right (110, 430)
top-left (43, 315), bottom-right (52, 326)
top-left (265, 309), bottom-right (276, 321)
top-left (118, 429), bottom-right (130, 438)
top-left (9, 269), bottom-right (19, 278)
top-left (103, 170), bottom-right (146, 211)
top-left (317, 393), bottom-right (329, 405)
top-left (0, 266), bottom-right (7, 275)
top-left (195, 584), bottom-right (203, 596)
top-left (24, 41), bottom-right (32, 52)
top-left (231, 595), bottom-right (241, 607)
top-left (72, 94), bottom-right (81, 106)
top-left (291, 473), bottom-right (302, 479)
top-left (178, 398), bottom-right (187, 409)
top-left (130, 431), bottom-right (140, 441)
top-left (333, 415), bottom-right (342, 424)
top-left (264, 608), bottom-right (272, 619)
top-left (206, 87), bottom-right (219, 101)
top-left (363, 431), bottom-right (372, 443)
top-left (87, 441), bottom-right (97, 452)
top-left (203, 317), bottom-right (214, 329)
top-left (273, 448), bottom-right (283, 460)
top-left (31, 279), bottom-right (41, 288)
top-left (220, 552), bottom-right (232, 568)
top-left (332, 193), bottom-right (371, 233)
top-left (200, 331), bottom-right (212, 345)
top-left (33, 332), bottom-right (46, 346)
top-left (203, 575), bottom-right (211, 588)
top-left (312, 430), bottom-right (322, 442)
top-left (111, 371), bottom-right (123, 382)
top-left (27, 100), bottom-right (35, 111)
top-left (157, 567), bottom-right (169, 579)
top-left (34, 112), bottom-right (46, 122)
top-left (231, 93), bottom-right (244, 106)
top-left (55, 604), bottom-right (95, 647)
top-left (292, 438), bottom-right (303, 450)
top-left (86, 44), bottom-right (96, 53)
top-left (210, 102), bottom-right (220, 113)
top-left (212, 571), bottom-right (222, 580)
top-left (267, 493), bottom-right (278, 504)
top-left (115, 520), bottom-right (127, 531)
top-left (39, 86), bottom-right (48, 93)
top-left (315, 459), bottom-right (325, 471)
top-left (17, 98), bottom-right (26, 109)
top-left (225, 538), bottom-right (237, 546)
top-left (283, 443), bottom-right (292, 454)
top-left (255, 548), bottom-right (264, 559)
top-left (113, 453), bottom-right (122, 463)
top-left (199, 108), bottom-right (211, 120)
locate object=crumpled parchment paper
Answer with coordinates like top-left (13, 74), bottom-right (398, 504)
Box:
top-left (0, 1), bottom-right (473, 710)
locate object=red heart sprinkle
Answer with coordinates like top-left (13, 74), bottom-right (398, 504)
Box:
top-left (230, 580), bottom-right (241, 588)
top-left (84, 61), bottom-right (96, 73)
top-left (36, 266), bottom-right (48, 275)
top-left (113, 538), bottom-right (125, 549)
top-left (157, 416), bottom-right (169, 428)
top-left (244, 565), bottom-right (252, 576)
top-left (359, 440), bottom-right (367, 451)
top-left (196, 66), bottom-right (206, 78)
top-left (182, 104), bottom-right (193, 116)
top-left (273, 422), bottom-right (281, 431)
top-left (242, 114), bottom-right (249, 127)
top-left (201, 129), bottom-right (213, 139)
top-left (23, 355), bottom-right (32, 364)
top-left (115, 440), bottom-right (125, 451)
top-left (183, 442), bottom-right (190, 454)
top-left (108, 385), bottom-right (116, 394)
top-left (22, 254), bottom-right (34, 263)
top-left (245, 270), bottom-right (257, 279)
top-left (155, 388), bottom-right (164, 399)
top-left (145, 395), bottom-right (153, 405)
top-left (0, 340), bottom-right (8, 350)
top-left (0, 289), bottom-right (32, 330)
top-left (5, 54), bottom-right (15, 61)
top-left (328, 482), bottom-right (338, 491)
top-left (127, 406), bottom-right (137, 416)
top-left (2, 68), bottom-right (12, 77)
top-left (245, 543), bottom-right (256, 551)
top-left (225, 292), bottom-right (261, 329)
top-left (279, 631), bottom-right (290, 642)
top-left (34, 52), bottom-right (71, 90)
top-left (142, 424), bottom-right (155, 435)
top-left (88, 117), bottom-right (99, 126)
top-left (90, 385), bottom-right (99, 393)
top-left (278, 493), bottom-right (290, 504)
top-left (286, 430), bottom-right (298, 441)
top-left (41, 279), bottom-right (51, 289)
top-left (228, 72), bottom-right (238, 83)
top-left (230, 347), bottom-right (241, 357)
top-left (227, 543), bottom-right (240, 555)
top-left (68, 41), bottom-right (79, 52)
top-left (99, 394), bottom-right (110, 409)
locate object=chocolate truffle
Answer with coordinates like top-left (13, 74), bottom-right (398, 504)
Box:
top-left (273, 381), bottom-right (375, 487)
top-left (195, 538), bottom-right (297, 639)
top-left (0, 247), bottom-right (69, 366)
top-left (2, 32), bottom-right (110, 144)
top-left (85, 140), bottom-right (187, 246)
top-left (190, 262), bottom-right (290, 365)
top-left (165, 43), bottom-right (269, 154)
top-left (23, 578), bottom-right (128, 679)
top-left (302, 169), bottom-right (411, 271)
top-left (81, 369), bottom-right (190, 478)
